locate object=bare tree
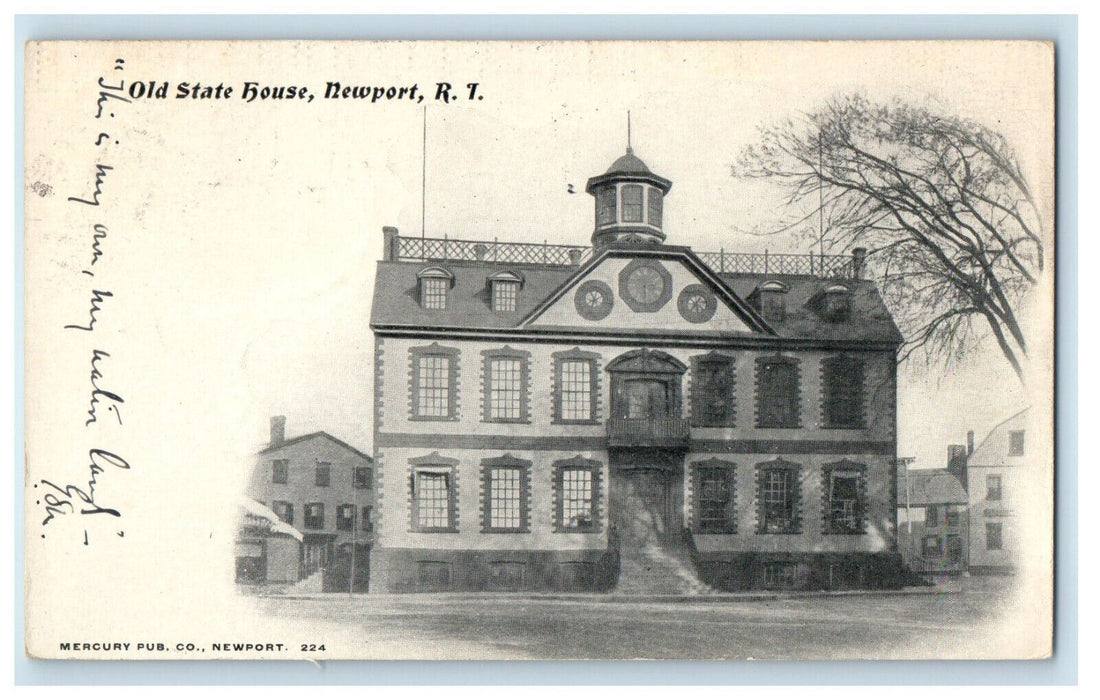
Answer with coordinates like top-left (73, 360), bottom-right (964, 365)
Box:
top-left (734, 94), bottom-right (1045, 382)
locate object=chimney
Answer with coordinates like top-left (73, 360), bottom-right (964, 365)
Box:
top-left (383, 226), bottom-right (399, 262)
top-left (967, 430), bottom-right (975, 456)
top-left (947, 443), bottom-right (968, 486)
top-left (270, 415), bottom-right (286, 449)
top-left (851, 247), bottom-right (867, 279)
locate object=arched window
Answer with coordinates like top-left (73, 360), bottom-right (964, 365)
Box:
top-left (416, 266), bottom-right (453, 310)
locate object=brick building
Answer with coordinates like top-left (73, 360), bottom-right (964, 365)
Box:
top-left (246, 416), bottom-right (374, 590)
top-left (368, 147), bottom-right (906, 592)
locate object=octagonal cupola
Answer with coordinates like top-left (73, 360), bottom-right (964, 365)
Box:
top-left (586, 145), bottom-right (672, 251)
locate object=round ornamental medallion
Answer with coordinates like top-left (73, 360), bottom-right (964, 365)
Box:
top-left (677, 284), bottom-right (718, 323)
top-left (575, 280), bottom-right (615, 321)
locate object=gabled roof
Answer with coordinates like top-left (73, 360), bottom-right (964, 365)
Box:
top-left (969, 407), bottom-right (1030, 467)
top-left (257, 431), bottom-right (372, 462)
top-left (896, 468), bottom-right (969, 506)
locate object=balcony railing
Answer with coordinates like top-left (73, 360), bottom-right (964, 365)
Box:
top-left (389, 233), bottom-right (859, 278)
top-left (607, 417), bottom-right (691, 448)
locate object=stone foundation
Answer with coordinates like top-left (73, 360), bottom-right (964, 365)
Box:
top-left (693, 551), bottom-right (907, 591)
top-left (371, 547), bottom-right (617, 592)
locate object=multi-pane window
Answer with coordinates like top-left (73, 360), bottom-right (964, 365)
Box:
top-left (763, 562), bottom-right (796, 589)
top-left (416, 355), bottom-right (452, 418)
top-left (315, 463), bottom-right (331, 487)
top-left (304, 502), bottom-right (324, 530)
top-left (596, 186), bottom-right (617, 225)
top-left (488, 468), bottom-right (522, 530)
top-left (1009, 430), bottom-right (1025, 456)
top-left (826, 470), bottom-right (862, 533)
top-left (945, 534), bottom-right (963, 561)
top-left (692, 356), bottom-right (735, 426)
top-left (986, 475), bottom-right (1003, 501)
top-left (925, 505), bottom-right (940, 527)
top-left (760, 468), bottom-right (797, 533)
top-left (647, 187), bottom-right (662, 227)
top-left (414, 471), bottom-right (453, 530)
top-left (822, 356), bottom-right (865, 428)
top-left (488, 358), bottom-right (523, 421)
top-left (621, 184), bottom-right (644, 222)
top-left (945, 505), bottom-right (960, 527)
top-left (695, 465), bottom-right (734, 533)
top-left (560, 468), bottom-right (595, 530)
top-left (757, 358), bottom-right (799, 428)
top-left (420, 276), bottom-right (448, 309)
top-left (986, 522), bottom-right (1003, 550)
top-left (271, 501), bottom-right (293, 525)
top-left (922, 535), bottom-right (942, 557)
top-left (336, 504), bottom-right (356, 531)
top-left (353, 467), bottom-right (372, 489)
top-left (558, 360), bottom-right (594, 421)
top-left (492, 281), bottom-right (519, 312)
top-left (272, 459), bottom-right (288, 484)
top-left (361, 506), bottom-right (373, 532)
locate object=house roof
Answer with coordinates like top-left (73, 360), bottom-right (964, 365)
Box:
top-left (371, 245), bottom-right (903, 346)
top-left (969, 407), bottom-right (1030, 467)
top-left (896, 468), bottom-right (969, 506)
top-left (257, 431), bottom-right (372, 462)
top-left (239, 498), bottom-right (304, 541)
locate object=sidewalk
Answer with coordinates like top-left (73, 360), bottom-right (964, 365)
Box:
top-left (267, 582), bottom-right (960, 604)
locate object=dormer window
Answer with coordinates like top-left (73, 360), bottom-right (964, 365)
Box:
top-left (488, 271), bottom-right (523, 312)
top-left (824, 284), bottom-right (851, 321)
top-left (417, 266), bottom-right (453, 310)
top-left (754, 280), bottom-right (788, 322)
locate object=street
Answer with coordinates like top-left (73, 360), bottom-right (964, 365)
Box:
top-left (253, 575), bottom-right (1023, 660)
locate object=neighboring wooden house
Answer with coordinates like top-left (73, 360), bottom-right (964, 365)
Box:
top-left (966, 407), bottom-right (1029, 574)
top-left (897, 461), bottom-right (970, 575)
top-left (245, 417), bottom-right (374, 591)
top-left (368, 146), bottom-right (906, 592)
top-left (235, 497), bottom-right (304, 585)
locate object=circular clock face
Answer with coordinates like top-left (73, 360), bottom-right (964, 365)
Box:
top-left (574, 280), bottom-right (614, 320)
top-left (627, 266), bottom-right (666, 303)
top-left (677, 284), bottom-right (718, 323)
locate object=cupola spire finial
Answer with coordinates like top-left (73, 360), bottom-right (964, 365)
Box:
top-left (626, 110), bottom-right (633, 154)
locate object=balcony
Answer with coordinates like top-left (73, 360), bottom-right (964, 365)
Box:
top-left (607, 417), bottom-right (691, 449)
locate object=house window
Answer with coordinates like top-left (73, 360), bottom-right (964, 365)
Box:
top-left (336, 504), bottom-right (356, 531)
top-left (756, 357), bottom-right (800, 428)
top-left (553, 350), bottom-right (600, 423)
top-left (986, 475), bottom-right (1003, 501)
top-left (821, 356), bottom-right (865, 428)
top-left (925, 505), bottom-right (940, 527)
top-left (271, 501), bottom-right (293, 525)
top-left (492, 280), bottom-right (519, 312)
top-left (416, 267), bottom-right (453, 310)
top-left (691, 354), bottom-right (735, 427)
top-left (353, 467), bottom-right (373, 489)
top-left (482, 348), bottom-right (530, 423)
top-left (488, 468), bottom-right (522, 530)
top-left (621, 184), bottom-right (644, 222)
top-left (922, 535), bottom-right (942, 557)
top-left (1009, 430), bottom-right (1025, 456)
top-left (361, 506), bottom-right (373, 532)
top-left (762, 562), bottom-right (796, 589)
top-left (411, 345), bottom-right (459, 420)
top-left (553, 458), bottom-right (601, 533)
top-left (754, 281), bottom-right (788, 323)
top-left (824, 466), bottom-right (863, 534)
top-left (945, 505), bottom-right (960, 527)
top-left (692, 461), bottom-right (735, 533)
top-left (757, 461), bottom-right (800, 534)
top-left (413, 470), bottom-right (455, 532)
top-left (595, 185), bottom-right (616, 226)
top-left (271, 459), bottom-right (288, 484)
top-left (315, 463), bottom-right (331, 487)
top-left (304, 502), bottom-right (324, 530)
top-left (986, 522), bottom-right (1003, 550)
top-left (647, 187), bottom-right (663, 227)
top-left (945, 534), bottom-right (963, 561)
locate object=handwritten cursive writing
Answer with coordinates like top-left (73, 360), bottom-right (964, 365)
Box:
top-left (39, 448), bottom-right (130, 526)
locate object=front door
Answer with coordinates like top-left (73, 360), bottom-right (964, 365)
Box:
top-left (610, 462), bottom-right (683, 547)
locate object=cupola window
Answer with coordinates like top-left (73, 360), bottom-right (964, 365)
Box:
top-left (647, 187), bottom-right (663, 227)
top-left (596, 186), bottom-right (617, 226)
top-left (621, 184), bottom-right (644, 223)
top-left (416, 266), bottom-right (454, 310)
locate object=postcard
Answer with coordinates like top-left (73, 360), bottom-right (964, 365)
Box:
top-left (23, 39), bottom-right (1054, 660)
